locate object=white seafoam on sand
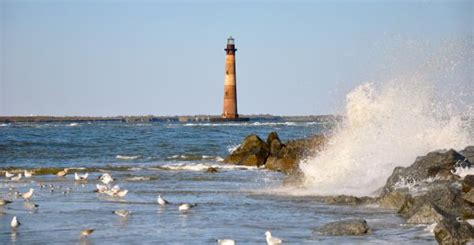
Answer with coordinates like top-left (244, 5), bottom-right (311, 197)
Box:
top-left (298, 42), bottom-right (474, 197)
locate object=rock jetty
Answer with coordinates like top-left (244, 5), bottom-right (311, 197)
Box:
top-left (223, 132), bottom-right (326, 174)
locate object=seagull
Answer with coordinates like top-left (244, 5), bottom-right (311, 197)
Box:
top-left (217, 239), bottom-right (236, 245)
top-left (158, 195), bottom-right (170, 206)
top-left (116, 189), bottom-right (128, 197)
top-left (111, 185), bottom-right (121, 193)
top-left (179, 203), bottom-right (197, 212)
top-left (24, 201), bottom-right (39, 210)
top-left (80, 229), bottom-right (94, 238)
top-left (74, 172), bottom-right (89, 181)
top-left (21, 188), bottom-right (34, 200)
top-left (104, 185), bottom-right (128, 197)
top-left (11, 216), bottom-right (20, 228)
top-left (5, 171), bottom-right (14, 178)
top-left (265, 231), bottom-right (282, 244)
top-left (63, 187), bottom-right (72, 194)
top-left (11, 173), bottom-right (22, 181)
top-left (24, 170), bottom-right (33, 178)
top-left (113, 209), bottom-right (131, 217)
top-left (95, 183), bottom-right (109, 193)
top-left (57, 168), bottom-right (69, 177)
top-left (0, 199), bottom-right (12, 206)
top-left (99, 173), bottom-right (114, 184)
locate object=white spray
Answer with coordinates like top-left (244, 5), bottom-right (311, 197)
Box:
top-left (298, 41), bottom-right (473, 196)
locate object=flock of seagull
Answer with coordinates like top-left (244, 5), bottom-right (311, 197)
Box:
top-left (1, 169), bottom-right (284, 244)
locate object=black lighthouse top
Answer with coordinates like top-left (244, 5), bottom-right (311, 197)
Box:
top-left (225, 36), bottom-right (237, 55)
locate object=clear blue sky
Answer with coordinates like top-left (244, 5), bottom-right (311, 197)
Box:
top-left (1, 0), bottom-right (472, 116)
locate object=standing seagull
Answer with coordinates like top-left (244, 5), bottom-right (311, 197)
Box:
top-left (265, 231), bottom-right (282, 244)
top-left (11, 216), bottom-right (20, 229)
top-left (157, 195), bottom-right (170, 206)
top-left (5, 171), bottom-right (14, 178)
top-left (21, 188), bottom-right (34, 200)
top-left (80, 229), bottom-right (94, 238)
top-left (95, 183), bottom-right (109, 193)
top-left (74, 172), bottom-right (89, 181)
top-left (11, 173), bottom-right (22, 181)
top-left (0, 199), bottom-right (12, 206)
top-left (116, 189), bottom-right (128, 198)
top-left (24, 170), bottom-right (33, 178)
top-left (179, 203), bottom-right (197, 212)
top-left (57, 168), bottom-right (69, 177)
top-left (113, 209), bottom-right (131, 217)
top-left (99, 173), bottom-right (114, 184)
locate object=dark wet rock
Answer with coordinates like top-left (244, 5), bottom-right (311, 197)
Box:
top-left (377, 190), bottom-right (411, 211)
top-left (434, 216), bottom-right (474, 245)
top-left (265, 155), bottom-right (298, 173)
top-left (206, 167), bottom-right (218, 173)
top-left (406, 204), bottom-right (445, 224)
top-left (463, 175), bottom-right (474, 193)
top-left (376, 179), bottom-right (474, 224)
top-left (269, 138), bottom-right (283, 156)
top-left (315, 219), bottom-right (370, 236)
top-left (265, 135), bottom-right (326, 174)
top-left (462, 189), bottom-right (474, 204)
top-left (381, 149), bottom-right (468, 196)
top-left (223, 134), bottom-right (269, 167)
top-left (266, 132), bottom-right (281, 148)
top-left (319, 195), bottom-right (375, 205)
top-left (401, 184), bottom-right (474, 221)
top-left (224, 132), bottom-right (326, 174)
top-left (374, 147), bottom-right (474, 242)
top-left (461, 146), bottom-right (474, 164)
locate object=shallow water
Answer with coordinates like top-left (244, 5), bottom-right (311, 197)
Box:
top-left (0, 121), bottom-right (434, 244)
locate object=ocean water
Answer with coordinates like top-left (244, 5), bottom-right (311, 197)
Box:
top-left (0, 121), bottom-right (435, 244)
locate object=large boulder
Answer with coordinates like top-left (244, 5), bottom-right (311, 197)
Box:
top-left (314, 219), bottom-right (370, 236)
top-left (374, 147), bottom-right (474, 243)
top-left (461, 146), bottom-right (474, 164)
top-left (406, 204), bottom-right (445, 224)
top-left (399, 183), bottom-right (474, 222)
top-left (462, 189), bottom-right (474, 204)
top-left (381, 149), bottom-right (469, 196)
top-left (265, 135), bottom-right (326, 174)
top-left (377, 148), bottom-right (474, 225)
top-left (462, 175), bottom-right (474, 193)
top-left (377, 190), bottom-right (412, 211)
top-left (266, 132), bottom-right (281, 148)
top-left (434, 216), bottom-right (474, 245)
top-left (223, 134), bottom-right (269, 167)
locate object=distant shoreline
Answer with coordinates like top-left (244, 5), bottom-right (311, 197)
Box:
top-left (0, 115), bottom-right (343, 123)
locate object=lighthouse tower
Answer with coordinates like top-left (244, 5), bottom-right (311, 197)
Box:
top-left (222, 36), bottom-right (239, 119)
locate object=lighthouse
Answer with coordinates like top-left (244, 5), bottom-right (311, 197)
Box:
top-left (210, 37), bottom-right (249, 122)
top-left (222, 36), bottom-right (239, 119)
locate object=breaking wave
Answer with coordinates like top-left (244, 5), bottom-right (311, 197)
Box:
top-left (298, 41), bottom-right (474, 196)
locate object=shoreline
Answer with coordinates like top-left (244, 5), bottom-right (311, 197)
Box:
top-left (0, 115), bottom-right (342, 123)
